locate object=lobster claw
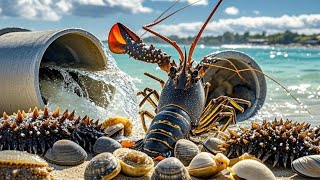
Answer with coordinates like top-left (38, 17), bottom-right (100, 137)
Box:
top-left (108, 23), bottom-right (140, 54)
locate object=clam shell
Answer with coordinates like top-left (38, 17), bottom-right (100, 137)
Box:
top-left (44, 139), bottom-right (87, 166)
top-left (152, 157), bottom-right (190, 180)
top-left (84, 152), bottom-right (121, 180)
top-left (291, 155), bottom-right (320, 178)
top-left (188, 152), bottom-right (218, 178)
top-left (0, 150), bottom-right (53, 179)
top-left (104, 123), bottom-right (125, 137)
top-left (174, 139), bottom-right (200, 166)
top-left (230, 159), bottom-right (276, 180)
top-left (203, 137), bottom-right (224, 154)
top-left (93, 137), bottom-right (121, 155)
top-left (113, 148), bottom-right (154, 177)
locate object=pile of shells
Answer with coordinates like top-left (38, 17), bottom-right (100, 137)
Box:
top-left (114, 148), bottom-right (154, 177)
top-left (291, 155), bottom-right (320, 178)
top-left (44, 139), bottom-right (87, 166)
top-left (216, 119), bottom-right (320, 167)
top-left (84, 152), bottom-right (121, 180)
top-left (0, 150), bottom-right (53, 180)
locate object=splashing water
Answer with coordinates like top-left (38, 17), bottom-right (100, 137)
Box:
top-left (39, 53), bottom-right (139, 122)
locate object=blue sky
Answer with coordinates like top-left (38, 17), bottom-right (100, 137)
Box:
top-left (0, 0), bottom-right (320, 40)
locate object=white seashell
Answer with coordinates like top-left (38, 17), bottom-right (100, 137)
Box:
top-left (230, 159), bottom-right (276, 180)
top-left (188, 152), bottom-right (218, 178)
top-left (291, 155), bottom-right (320, 178)
top-left (174, 139), bottom-right (200, 166)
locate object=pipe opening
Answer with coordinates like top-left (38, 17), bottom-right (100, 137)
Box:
top-left (41, 33), bottom-right (106, 70)
top-left (38, 31), bottom-right (115, 108)
top-left (203, 51), bottom-right (266, 121)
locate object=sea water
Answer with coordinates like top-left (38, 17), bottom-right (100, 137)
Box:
top-left (39, 53), bottom-right (139, 122)
top-left (112, 43), bottom-right (320, 126)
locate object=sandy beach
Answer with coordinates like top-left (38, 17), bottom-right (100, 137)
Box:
top-left (50, 153), bottom-right (309, 180)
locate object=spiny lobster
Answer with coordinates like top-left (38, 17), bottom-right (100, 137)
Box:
top-left (107, 0), bottom-right (309, 158)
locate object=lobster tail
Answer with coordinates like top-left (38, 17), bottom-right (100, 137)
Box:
top-left (108, 23), bottom-right (172, 72)
top-left (142, 106), bottom-right (192, 158)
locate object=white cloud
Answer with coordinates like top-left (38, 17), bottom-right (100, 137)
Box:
top-left (224, 6), bottom-right (239, 15)
top-left (0, 0), bottom-right (152, 21)
top-left (144, 14), bottom-right (320, 37)
top-left (253, 10), bottom-right (260, 15)
top-left (151, 0), bottom-right (208, 6)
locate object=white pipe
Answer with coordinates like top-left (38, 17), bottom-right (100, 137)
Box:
top-left (0, 28), bottom-right (107, 114)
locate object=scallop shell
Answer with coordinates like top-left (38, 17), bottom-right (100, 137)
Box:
top-left (93, 137), bottom-right (121, 155)
top-left (203, 137), bottom-right (224, 154)
top-left (84, 152), bottom-right (121, 180)
top-left (291, 155), bottom-right (320, 178)
top-left (44, 139), bottom-right (87, 166)
top-left (229, 159), bottom-right (276, 180)
top-left (151, 157), bottom-right (190, 180)
top-left (174, 139), bottom-right (200, 166)
top-left (188, 152), bottom-right (222, 178)
top-left (0, 150), bottom-right (53, 179)
top-left (113, 148), bottom-right (154, 177)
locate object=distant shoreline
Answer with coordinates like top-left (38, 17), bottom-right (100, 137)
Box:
top-left (140, 42), bottom-right (320, 49)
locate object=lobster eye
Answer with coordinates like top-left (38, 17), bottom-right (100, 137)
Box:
top-left (192, 70), bottom-right (199, 77)
top-left (170, 66), bottom-right (177, 73)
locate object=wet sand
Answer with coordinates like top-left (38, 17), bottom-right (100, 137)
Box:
top-left (50, 154), bottom-right (309, 180)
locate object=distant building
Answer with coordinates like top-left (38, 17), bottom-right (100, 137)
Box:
top-left (302, 40), bottom-right (319, 45)
top-left (248, 38), bottom-right (267, 45)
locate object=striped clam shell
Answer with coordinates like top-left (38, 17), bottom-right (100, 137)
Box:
top-left (0, 150), bottom-right (53, 179)
top-left (113, 148), bottom-right (154, 177)
top-left (44, 139), bottom-right (87, 166)
top-left (174, 139), bottom-right (200, 166)
top-left (291, 155), bottom-right (320, 178)
top-left (229, 159), bottom-right (276, 180)
top-left (151, 157), bottom-right (190, 180)
top-left (93, 137), bottom-right (121, 155)
top-left (202, 137), bottom-right (224, 154)
top-left (84, 152), bottom-right (121, 180)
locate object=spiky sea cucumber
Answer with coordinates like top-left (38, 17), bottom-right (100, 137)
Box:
top-left (0, 106), bottom-right (106, 154)
top-left (220, 119), bottom-right (320, 168)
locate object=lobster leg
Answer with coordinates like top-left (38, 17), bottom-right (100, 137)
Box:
top-left (194, 96), bottom-right (249, 135)
top-left (137, 88), bottom-right (160, 108)
top-left (139, 110), bottom-right (155, 133)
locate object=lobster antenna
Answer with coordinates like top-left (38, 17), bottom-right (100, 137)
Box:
top-left (145, 0), bottom-right (202, 28)
top-left (188, 0), bottom-right (224, 64)
top-left (142, 0), bottom-right (202, 62)
top-left (202, 63), bottom-right (312, 116)
top-left (140, 0), bottom-right (181, 38)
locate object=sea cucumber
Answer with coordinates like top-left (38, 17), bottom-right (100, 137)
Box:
top-left (0, 106), bottom-right (106, 154)
top-left (220, 118), bottom-right (320, 167)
